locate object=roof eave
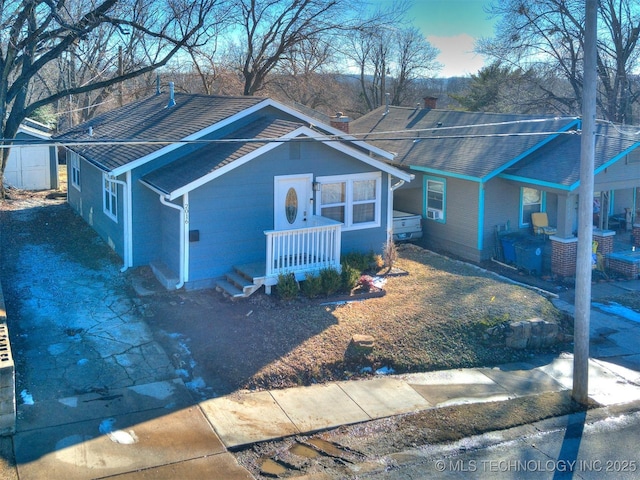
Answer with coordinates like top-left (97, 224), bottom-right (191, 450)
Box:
top-left (498, 173), bottom-right (574, 191)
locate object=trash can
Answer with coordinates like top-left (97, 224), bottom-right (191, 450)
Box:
top-left (500, 234), bottom-right (519, 264)
top-left (515, 240), bottom-right (543, 275)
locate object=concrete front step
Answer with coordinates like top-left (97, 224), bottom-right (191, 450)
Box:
top-left (216, 280), bottom-right (246, 298)
top-left (226, 271), bottom-right (254, 290)
top-left (149, 261), bottom-right (180, 290)
top-left (216, 266), bottom-right (265, 298)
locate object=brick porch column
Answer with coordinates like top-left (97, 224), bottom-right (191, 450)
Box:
top-left (592, 229), bottom-right (615, 255)
top-left (550, 236), bottom-right (578, 277)
top-left (633, 223), bottom-right (640, 248)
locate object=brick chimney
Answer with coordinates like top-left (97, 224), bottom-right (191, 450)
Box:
top-left (424, 96), bottom-right (438, 109)
top-left (330, 112), bottom-right (350, 134)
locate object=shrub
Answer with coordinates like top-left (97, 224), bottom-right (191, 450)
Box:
top-left (275, 273), bottom-right (298, 300)
top-left (319, 267), bottom-right (342, 296)
top-left (342, 250), bottom-right (378, 272)
top-left (358, 274), bottom-right (377, 292)
top-left (301, 272), bottom-right (323, 298)
top-left (340, 264), bottom-right (361, 293)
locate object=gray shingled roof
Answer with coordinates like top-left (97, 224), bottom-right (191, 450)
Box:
top-left (502, 123), bottom-right (639, 189)
top-left (350, 106), bottom-right (578, 180)
top-left (55, 93), bottom-right (265, 171)
top-left (140, 116), bottom-right (304, 195)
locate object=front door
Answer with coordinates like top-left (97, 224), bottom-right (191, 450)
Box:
top-left (274, 174), bottom-right (313, 230)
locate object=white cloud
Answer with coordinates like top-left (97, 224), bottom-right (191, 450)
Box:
top-left (428, 33), bottom-right (486, 78)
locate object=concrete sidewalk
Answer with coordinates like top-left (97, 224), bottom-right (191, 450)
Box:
top-left (200, 354), bottom-right (640, 450)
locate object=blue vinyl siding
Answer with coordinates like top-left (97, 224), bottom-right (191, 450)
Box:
top-left (185, 141), bottom-right (390, 283)
top-left (128, 127), bottom-right (262, 266)
top-left (159, 202), bottom-right (181, 274)
top-left (131, 182), bottom-right (163, 266)
top-left (67, 158), bottom-right (125, 258)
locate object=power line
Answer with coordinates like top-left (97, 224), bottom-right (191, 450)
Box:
top-left (4, 115), bottom-right (639, 149)
top-left (0, 130), bottom-right (583, 148)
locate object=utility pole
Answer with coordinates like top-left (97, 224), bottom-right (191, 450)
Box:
top-left (573, 0), bottom-right (597, 405)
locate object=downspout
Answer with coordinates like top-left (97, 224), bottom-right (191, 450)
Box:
top-left (159, 196), bottom-right (185, 289)
top-left (387, 177), bottom-right (406, 245)
top-left (108, 173), bottom-right (130, 273)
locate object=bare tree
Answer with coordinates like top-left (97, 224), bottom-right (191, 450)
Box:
top-left (231, 0), bottom-right (366, 96)
top-left (390, 27), bottom-right (441, 106)
top-left (479, 0), bottom-right (640, 123)
top-left (0, 0), bottom-right (223, 197)
top-left (347, 26), bottom-right (384, 112)
top-left (268, 38), bottom-right (336, 108)
top-left (346, 26), bottom-right (440, 112)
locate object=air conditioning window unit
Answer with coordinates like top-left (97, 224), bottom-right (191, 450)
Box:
top-left (427, 209), bottom-right (442, 220)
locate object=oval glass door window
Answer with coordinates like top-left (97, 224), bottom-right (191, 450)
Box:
top-left (285, 187), bottom-right (298, 224)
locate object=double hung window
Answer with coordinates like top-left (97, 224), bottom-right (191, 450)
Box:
top-left (317, 172), bottom-right (381, 230)
top-left (425, 177), bottom-right (445, 221)
top-left (103, 176), bottom-right (118, 221)
top-left (70, 153), bottom-right (81, 190)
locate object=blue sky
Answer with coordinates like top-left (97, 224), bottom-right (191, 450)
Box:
top-left (378, 0), bottom-right (496, 77)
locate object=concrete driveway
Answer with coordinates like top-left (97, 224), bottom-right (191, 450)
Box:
top-left (0, 196), bottom-right (252, 479)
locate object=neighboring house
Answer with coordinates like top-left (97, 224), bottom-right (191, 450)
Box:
top-left (351, 97), bottom-right (640, 277)
top-left (4, 119), bottom-right (58, 191)
top-left (55, 89), bottom-right (412, 295)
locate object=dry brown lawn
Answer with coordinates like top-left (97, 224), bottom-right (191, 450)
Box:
top-left (230, 243), bottom-right (568, 391)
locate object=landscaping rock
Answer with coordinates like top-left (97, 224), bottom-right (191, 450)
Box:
top-left (505, 317), bottom-right (562, 349)
top-left (351, 334), bottom-right (375, 349)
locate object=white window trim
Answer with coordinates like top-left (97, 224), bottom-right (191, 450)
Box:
top-left (316, 172), bottom-right (382, 231)
top-left (520, 187), bottom-right (544, 228)
top-left (425, 176), bottom-right (446, 222)
top-left (70, 152), bottom-right (81, 191)
top-left (103, 175), bottom-right (118, 222)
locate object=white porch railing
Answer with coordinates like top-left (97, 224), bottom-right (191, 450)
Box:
top-left (265, 216), bottom-right (342, 278)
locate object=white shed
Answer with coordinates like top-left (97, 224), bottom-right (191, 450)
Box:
top-left (4, 121), bottom-right (57, 190)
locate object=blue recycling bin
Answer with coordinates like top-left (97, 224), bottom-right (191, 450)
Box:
top-left (515, 240), bottom-right (543, 275)
top-left (500, 235), bottom-right (519, 264)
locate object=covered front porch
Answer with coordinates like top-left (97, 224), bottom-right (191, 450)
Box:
top-left (546, 183), bottom-right (639, 279)
top-left (216, 216), bottom-right (342, 298)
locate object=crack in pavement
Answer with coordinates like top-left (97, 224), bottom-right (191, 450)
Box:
top-left (6, 241), bottom-right (178, 405)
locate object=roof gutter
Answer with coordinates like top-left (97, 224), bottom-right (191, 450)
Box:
top-left (159, 195), bottom-right (186, 289)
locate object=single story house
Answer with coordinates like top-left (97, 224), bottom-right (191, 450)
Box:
top-left (4, 119), bottom-right (58, 191)
top-left (55, 88), bottom-right (412, 295)
top-left (350, 97), bottom-right (640, 277)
